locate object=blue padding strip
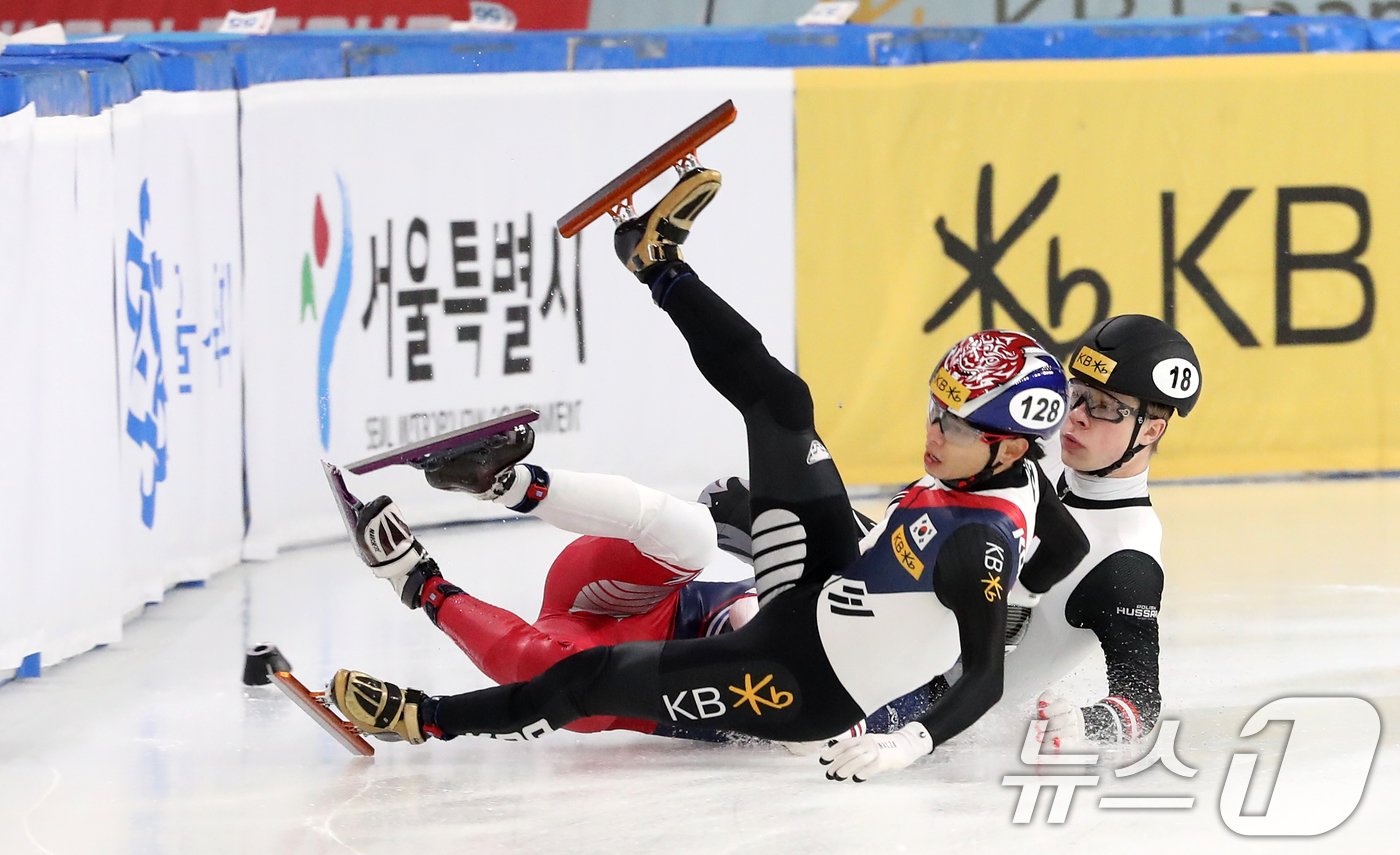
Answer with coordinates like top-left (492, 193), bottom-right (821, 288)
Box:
top-left (1368, 20), bottom-right (1400, 50)
top-left (17, 653), bottom-right (41, 679)
top-left (0, 57), bottom-right (135, 113)
top-left (344, 31), bottom-right (575, 75)
top-left (0, 16), bottom-right (1389, 119)
top-left (0, 62), bottom-right (93, 117)
top-left (906, 16), bottom-right (1372, 64)
top-left (566, 25), bottom-right (885, 70)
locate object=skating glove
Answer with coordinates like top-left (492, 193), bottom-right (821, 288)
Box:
top-left (819, 722), bottom-right (932, 782)
top-left (1034, 690), bottom-right (1087, 754)
top-left (353, 495), bottom-right (435, 605)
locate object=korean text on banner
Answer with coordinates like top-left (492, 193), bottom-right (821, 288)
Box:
top-left (239, 70), bottom-right (796, 556)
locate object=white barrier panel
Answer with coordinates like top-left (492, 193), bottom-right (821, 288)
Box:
top-left (0, 108), bottom-right (128, 669)
top-left (240, 69), bottom-right (797, 556)
top-left (111, 91), bottom-right (246, 601)
top-left (34, 111), bottom-right (127, 663)
top-left (0, 107), bottom-right (41, 671)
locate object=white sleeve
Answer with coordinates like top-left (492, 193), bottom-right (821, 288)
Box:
top-left (857, 514), bottom-right (890, 555)
top-left (531, 468), bottom-right (719, 571)
top-left (856, 487), bottom-right (909, 554)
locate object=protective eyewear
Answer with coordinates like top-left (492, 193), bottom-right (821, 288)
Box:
top-left (928, 397), bottom-right (1011, 445)
top-left (1067, 380), bottom-right (1137, 423)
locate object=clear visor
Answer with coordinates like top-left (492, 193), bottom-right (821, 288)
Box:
top-left (1067, 380), bottom-right (1137, 423)
top-left (928, 396), bottom-right (993, 445)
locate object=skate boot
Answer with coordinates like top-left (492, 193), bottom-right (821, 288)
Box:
top-left (329, 669), bottom-right (438, 744)
top-left (422, 423), bottom-right (535, 497)
top-left (353, 495), bottom-right (442, 610)
top-left (613, 166), bottom-right (722, 281)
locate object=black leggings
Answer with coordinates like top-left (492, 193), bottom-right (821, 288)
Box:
top-left (657, 263), bottom-right (862, 605)
top-left (431, 265), bottom-right (864, 742)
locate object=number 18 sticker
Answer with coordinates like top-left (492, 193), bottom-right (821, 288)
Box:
top-left (1152, 358), bottom-right (1197, 399)
top-left (1009, 388), bottom-right (1065, 430)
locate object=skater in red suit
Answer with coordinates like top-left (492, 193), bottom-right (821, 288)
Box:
top-left (346, 447), bottom-right (770, 740)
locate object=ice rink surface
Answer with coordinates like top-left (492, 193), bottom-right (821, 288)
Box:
top-left (2, 477), bottom-right (1397, 854)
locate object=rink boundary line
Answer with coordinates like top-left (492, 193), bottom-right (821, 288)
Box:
top-left (846, 469), bottom-right (1400, 500)
top-left (1132, 468), bottom-right (1400, 488)
top-left (0, 515), bottom-right (541, 687)
top-left (265, 513), bottom-right (540, 558)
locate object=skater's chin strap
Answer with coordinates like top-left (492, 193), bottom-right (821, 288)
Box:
top-left (1084, 412), bottom-right (1148, 478)
top-left (949, 442), bottom-right (1004, 491)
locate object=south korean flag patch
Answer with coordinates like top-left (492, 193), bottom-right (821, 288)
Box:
top-left (909, 513), bottom-right (936, 550)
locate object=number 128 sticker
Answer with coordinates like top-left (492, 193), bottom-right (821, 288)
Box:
top-left (1009, 389), bottom-right (1065, 429)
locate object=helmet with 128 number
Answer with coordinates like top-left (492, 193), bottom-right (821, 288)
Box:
top-left (929, 330), bottom-right (1069, 440)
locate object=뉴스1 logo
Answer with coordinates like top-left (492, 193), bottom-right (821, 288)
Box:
top-left (1073, 345), bottom-right (1117, 382)
top-left (891, 526), bottom-right (925, 580)
top-left (1004, 696), bottom-right (1381, 836)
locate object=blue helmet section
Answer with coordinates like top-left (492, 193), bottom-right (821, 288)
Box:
top-left (962, 356), bottom-right (1068, 440)
top-left (930, 330), bottom-right (1069, 441)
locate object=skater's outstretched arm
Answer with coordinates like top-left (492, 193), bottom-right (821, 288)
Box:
top-left (820, 524), bottom-right (1013, 782)
top-left (915, 524), bottom-right (1013, 746)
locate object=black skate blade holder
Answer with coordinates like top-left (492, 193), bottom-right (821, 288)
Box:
top-left (242, 643), bottom-right (293, 686)
top-left (321, 410), bottom-right (539, 536)
top-left (340, 409), bottom-right (540, 476)
top-left (556, 99), bottom-right (736, 239)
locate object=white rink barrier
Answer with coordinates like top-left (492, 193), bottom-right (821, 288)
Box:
top-left (0, 69), bottom-right (798, 674)
top-left (240, 70), bottom-right (796, 556)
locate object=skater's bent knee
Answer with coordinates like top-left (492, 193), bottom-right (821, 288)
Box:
top-left (763, 372), bottom-right (815, 432)
top-left (635, 493), bottom-right (720, 571)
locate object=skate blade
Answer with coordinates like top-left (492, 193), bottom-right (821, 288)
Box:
top-left (321, 461), bottom-right (363, 540)
top-left (556, 99), bottom-right (736, 239)
top-left (343, 408), bottom-right (539, 475)
top-left (269, 670), bottom-right (376, 757)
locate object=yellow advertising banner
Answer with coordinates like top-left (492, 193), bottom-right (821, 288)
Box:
top-left (795, 54), bottom-right (1400, 483)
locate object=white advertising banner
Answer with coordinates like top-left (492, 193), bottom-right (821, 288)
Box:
top-left (240, 69), bottom-right (797, 556)
top-left (0, 106), bottom-right (41, 671)
top-left (111, 90), bottom-right (246, 601)
top-left (0, 109), bottom-right (127, 669)
top-left (32, 111), bottom-right (127, 664)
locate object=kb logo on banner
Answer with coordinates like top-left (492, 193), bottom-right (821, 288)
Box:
top-left (925, 164), bottom-right (1375, 358)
